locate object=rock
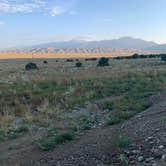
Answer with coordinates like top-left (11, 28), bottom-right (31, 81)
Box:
top-left (152, 163), bottom-right (158, 166)
top-left (145, 157), bottom-right (154, 163)
top-left (158, 145), bottom-right (164, 149)
top-left (155, 128), bottom-right (160, 132)
top-left (132, 150), bottom-right (141, 155)
top-left (14, 117), bottom-right (24, 125)
top-left (138, 156), bottom-right (144, 162)
top-left (152, 150), bottom-right (163, 158)
top-left (145, 136), bottom-right (154, 142)
top-left (161, 154), bottom-right (166, 161)
top-left (21, 75), bottom-right (30, 82)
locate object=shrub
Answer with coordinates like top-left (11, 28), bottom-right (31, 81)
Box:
top-left (43, 60), bottom-right (48, 64)
top-left (131, 53), bottom-right (139, 59)
top-left (25, 62), bottom-right (38, 70)
top-left (76, 62), bottom-right (82, 68)
top-left (77, 116), bottom-right (96, 131)
top-left (37, 131), bottom-right (75, 151)
top-left (103, 100), bottom-right (113, 110)
top-left (7, 125), bottom-right (29, 139)
top-left (97, 57), bottom-right (109, 67)
top-left (0, 130), bottom-right (5, 141)
top-left (161, 54), bottom-right (166, 61)
top-left (107, 111), bottom-right (134, 125)
top-left (66, 59), bottom-right (73, 62)
top-left (85, 58), bottom-right (97, 61)
top-left (119, 154), bottom-right (128, 165)
top-left (114, 135), bottom-right (131, 148)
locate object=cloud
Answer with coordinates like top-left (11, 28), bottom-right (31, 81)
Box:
top-left (0, 0), bottom-right (77, 16)
top-left (0, 0), bottom-right (45, 13)
top-left (51, 6), bottom-right (64, 16)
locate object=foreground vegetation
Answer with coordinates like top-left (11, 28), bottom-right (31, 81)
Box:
top-left (0, 57), bottom-right (166, 151)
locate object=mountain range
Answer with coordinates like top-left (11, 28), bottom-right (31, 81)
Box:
top-left (1, 37), bottom-right (166, 57)
top-left (25, 37), bottom-right (158, 50)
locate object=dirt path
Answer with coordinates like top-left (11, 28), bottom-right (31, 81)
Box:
top-left (1, 92), bottom-right (166, 166)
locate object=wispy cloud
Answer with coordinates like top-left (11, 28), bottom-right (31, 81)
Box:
top-left (0, 0), bottom-right (45, 13)
top-left (51, 6), bottom-right (64, 16)
top-left (0, 0), bottom-right (77, 16)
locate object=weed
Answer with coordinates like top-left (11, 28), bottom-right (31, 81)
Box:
top-left (114, 135), bottom-right (131, 148)
top-left (37, 130), bottom-right (75, 151)
top-left (8, 125), bottom-right (29, 139)
top-left (119, 154), bottom-right (128, 165)
top-left (107, 111), bottom-right (134, 125)
top-left (0, 130), bottom-right (5, 141)
top-left (77, 115), bottom-right (97, 131)
top-left (103, 100), bottom-right (113, 110)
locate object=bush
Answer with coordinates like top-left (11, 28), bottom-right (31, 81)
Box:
top-left (107, 111), bottom-right (134, 125)
top-left (103, 100), bottom-right (113, 110)
top-left (37, 131), bottom-right (75, 151)
top-left (43, 60), bottom-right (48, 64)
top-left (66, 59), bottom-right (73, 62)
top-left (161, 54), bottom-right (166, 61)
top-left (7, 125), bottom-right (29, 139)
top-left (76, 62), bottom-right (82, 68)
top-left (77, 116), bottom-right (96, 131)
top-left (85, 58), bottom-right (97, 61)
top-left (25, 62), bottom-right (38, 70)
top-left (0, 130), bottom-right (5, 141)
top-left (97, 57), bottom-right (109, 67)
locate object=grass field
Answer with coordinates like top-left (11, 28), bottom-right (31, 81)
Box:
top-left (0, 57), bottom-right (166, 152)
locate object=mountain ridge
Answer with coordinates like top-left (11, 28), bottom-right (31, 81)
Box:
top-left (1, 37), bottom-right (166, 56)
top-left (22, 37), bottom-right (158, 50)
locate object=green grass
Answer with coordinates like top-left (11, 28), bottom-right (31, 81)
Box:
top-left (114, 135), bottom-right (131, 148)
top-left (103, 100), bottom-right (113, 110)
top-left (8, 125), bottom-right (29, 139)
top-left (37, 130), bottom-right (75, 151)
top-left (0, 125), bottom-right (29, 141)
top-left (0, 130), bottom-right (5, 141)
top-left (1, 59), bottom-right (166, 147)
top-left (76, 115), bottom-right (97, 131)
top-left (119, 154), bottom-right (128, 166)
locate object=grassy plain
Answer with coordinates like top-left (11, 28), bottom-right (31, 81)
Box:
top-left (0, 57), bottom-right (166, 152)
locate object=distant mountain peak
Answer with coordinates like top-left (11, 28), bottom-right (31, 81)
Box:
top-left (18, 36), bottom-right (157, 50)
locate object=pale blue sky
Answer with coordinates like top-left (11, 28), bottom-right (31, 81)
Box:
top-left (0, 0), bottom-right (166, 49)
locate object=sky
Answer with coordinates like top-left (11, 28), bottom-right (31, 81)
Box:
top-left (0, 0), bottom-right (166, 49)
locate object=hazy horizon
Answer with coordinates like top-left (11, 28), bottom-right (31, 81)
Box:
top-left (0, 0), bottom-right (166, 49)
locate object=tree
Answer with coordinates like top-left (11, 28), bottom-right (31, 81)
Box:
top-left (43, 60), bottom-right (48, 64)
top-left (25, 62), bottom-right (38, 71)
top-left (161, 54), bottom-right (166, 61)
top-left (76, 62), bottom-right (82, 68)
top-left (97, 57), bottom-right (109, 67)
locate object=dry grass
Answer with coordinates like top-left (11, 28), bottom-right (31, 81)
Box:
top-left (0, 57), bottom-right (166, 151)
